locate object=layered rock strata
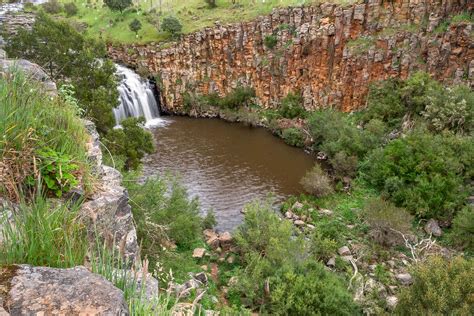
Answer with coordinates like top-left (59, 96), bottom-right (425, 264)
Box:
top-left (108, 0), bottom-right (473, 112)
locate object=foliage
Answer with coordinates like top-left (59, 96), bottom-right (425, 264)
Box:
top-left (330, 151), bottom-right (358, 180)
top-left (35, 148), bottom-right (80, 198)
top-left (0, 196), bottom-right (87, 268)
top-left (42, 0), bottom-right (63, 14)
top-left (5, 12), bottom-right (119, 134)
top-left (202, 210), bottom-right (217, 230)
top-left (204, 0), bottom-right (217, 8)
top-left (396, 256), bottom-right (474, 315)
top-left (307, 109), bottom-right (372, 159)
top-left (361, 130), bottom-right (473, 219)
top-left (448, 206), bottom-right (474, 252)
top-left (309, 231), bottom-right (338, 261)
top-left (422, 84), bottom-right (474, 135)
top-left (450, 11), bottom-right (473, 24)
top-left (300, 164), bottom-right (334, 197)
top-left (281, 128), bottom-right (305, 147)
top-left (104, 117), bottom-right (154, 170)
top-left (129, 18), bottom-right (142, 36)
top-left (0, 69), bottom-right (89, 201)
top-left (362, 198), bottom-right (413, 247)
top-left (125, 175), bottom-right (203, 265)
top-left (64, 2), bottom-right (78, 17)
top-left (264, 35), bottom-right (278, 49)
top-left (230, 201), bottom-right (358, 314)
top-left (162, 16), bottom-right (183, 36)
top-left (220, 86), bottom-right (256, 109)
top-left (269, 261), bottom-right (359, 315)
top-left (278, 92), bottom-right (306, 119)
top-left (104, 0), bottom-right (132, 13)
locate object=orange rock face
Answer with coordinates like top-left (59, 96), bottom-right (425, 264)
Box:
top-left (108, 0), bottom-right (473, 113)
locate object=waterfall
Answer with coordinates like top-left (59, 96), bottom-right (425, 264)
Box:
top-left (114, 64), bottom-right (164, 127)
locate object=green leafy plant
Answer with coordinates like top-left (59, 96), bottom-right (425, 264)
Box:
top-left (129, 18), bottom-right (142, 37)
top-left (64, 2), bottom-right (78, 17)
top-left (104, 0), bottom-right (132, 13)
top-left (162, 16), bottom-right (183, 37)
top-left (36, 148), bottom-right (80, 197)
top-left (264, 35), bottom-right (278, 49)
top-left (448, 206), bottom-right (474, 252)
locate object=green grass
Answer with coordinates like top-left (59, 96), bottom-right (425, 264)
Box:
top-left (0, 195), bottom-right (87, 268)
top-left (56, 0), bottom-right (357, 44)
top-left (0, 68), bottom-right (90, 200)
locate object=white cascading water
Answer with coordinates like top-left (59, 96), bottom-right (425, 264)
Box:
top-left (114, 64), bottom-right (164, 127)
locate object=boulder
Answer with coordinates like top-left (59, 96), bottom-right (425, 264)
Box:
top-left (395, 273), bottom-right (413, 285)
top-left (319, 209), bottom-right (334, 216)
top-left (292, 201), bottom-right (304, 211)
top-left (0, 265), bottom-right (128, 315)
top-left (192, 248), bottom-right (206, 259)
top-left (294, 220), bottom-right (305, 226)
top-left (326, 256), bottom-right (336, 267)
top-left (0, 59), bottom-right (57, 94)
top-left (338, 246), bottom-right (351, 256)
top-left (218, 231), bottom-right (233, 251)
top-left (386, 296), bottom-right (398, 310)
top-left (424, 219), bottom-right (442, 237)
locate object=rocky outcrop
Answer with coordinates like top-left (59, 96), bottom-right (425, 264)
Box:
top-left (80, 120), bottom-right (139, 263)
top-left (0, 265), bottom-right (128, 315)
top-left (0, 49), bottom-right (57, 94)
top-left (108, 0), bottom-right (473, 113)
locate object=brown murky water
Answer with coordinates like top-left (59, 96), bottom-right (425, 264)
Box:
top-left (142, 116), bottom-right (315, 231)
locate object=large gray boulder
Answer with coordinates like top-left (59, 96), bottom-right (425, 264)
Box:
top-left (0, 265), bottom-right (129, 315)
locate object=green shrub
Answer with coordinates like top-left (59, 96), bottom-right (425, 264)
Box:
top-left (104, 0), bottom-right (132, 13)
top-left (422, 84), bottom-right (474, 135)
top-left (220, 86), bottom-right (256, 109)
top-left (162, 16), bottom-right (183, 36)
top-left (202, 210), bottom-right (217, 230)
top-left (269, 261), bottom-right (360, 315)
top-left (278, 92), bottom-right (306, 119)
top-left (396, 256), bottom-right (474, 315)
top-left (451, 11), bottom-right (473, 24)
top-left (64, 2), bottom-right (78, 17)
top-left (264, 35), bottom-right (278, 49)
top-left (230, 201), bottom-right (358, 314)
top-left (361, 130), bottom-right (473, 219)
top-left (308, 109), bottom-right (368, 159)
top-left (0, 196), bottom-right (87, 268)
top-left (309, 231), bottom-right (338, 261)
top-left (129, 18), bottom-right (142, 36)
top-left (125, 175), bottom-right (202, 257)
top-left (300, 164), bottom-right (334, 197)
top-left (362, 198), bottom-right (413, 247)
top-left (448, 206), bottom-right (474, 252)
top-left (282, 128), bottom-right (305, 147)
top-left (104, 117), bottom-right (154, 170)
top-left (330, 151), bottom-right (358, 180)
top-left (42, 0), bottom-right (63, 14)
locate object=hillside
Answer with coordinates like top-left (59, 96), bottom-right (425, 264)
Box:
top-left (52, 0), bottom-right (356, 44)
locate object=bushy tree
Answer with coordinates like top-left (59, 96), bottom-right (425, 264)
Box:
top-left (361, 129), bottom-right (473, 219)
top-left (278, 92), bottom-right (306, 119)
top-left (129, 18), bottom-right (142, 36)
top-left (104, 117), bottom-right (154, 170)
top-left (162, 16), bottom-right (182, 36)
top-left (5, 12), bottom-right (119, 134)
top-left (396, 256), bottom-right (474, 315)
top-left (422, 84), bottom-right (474, 135)
top-left (104, 0), bottom-right (132, 13)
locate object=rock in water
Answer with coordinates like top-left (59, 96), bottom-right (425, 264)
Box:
top-left (0, 265), bottom-right (129, 315)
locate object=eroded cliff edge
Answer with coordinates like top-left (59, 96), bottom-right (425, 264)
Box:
top-left (108, 0), bottom-right (473, 113)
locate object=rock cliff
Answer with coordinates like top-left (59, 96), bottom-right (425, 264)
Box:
top-left (108, 0), bottom-right (473, 113)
